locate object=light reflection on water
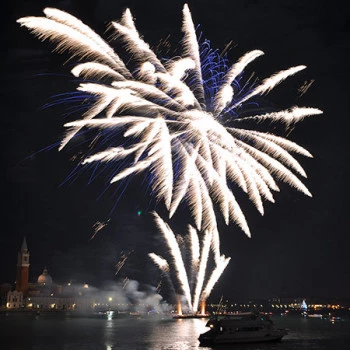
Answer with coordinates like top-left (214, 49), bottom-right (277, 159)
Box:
top-left (0, 313), bottom-right (349, 350)
top-left (100, 315), bottom-right (209, 349)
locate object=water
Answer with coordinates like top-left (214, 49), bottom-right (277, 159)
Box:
top-left (1, 312), bottom-right (349, 350)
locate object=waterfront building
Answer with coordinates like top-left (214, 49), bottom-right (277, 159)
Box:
top-left (5, 238), bottom-right (94, 311)
top-left (15, 237), bottom-right (30, 295)
top-left (6, 237), bottom-right (29, 308)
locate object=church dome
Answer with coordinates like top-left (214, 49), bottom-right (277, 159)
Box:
top-left (37, 268), bottom-right (53, 285)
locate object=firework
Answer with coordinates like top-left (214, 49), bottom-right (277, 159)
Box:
top-left (17, 5), bottom-right (322, 237)
top-left (149, 212), bottom-right (230, 313)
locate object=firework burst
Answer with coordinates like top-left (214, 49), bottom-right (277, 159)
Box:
top-left (149, 212), bottom-right (230, 313)
top-left (17, 4), bottom-right (322, 238)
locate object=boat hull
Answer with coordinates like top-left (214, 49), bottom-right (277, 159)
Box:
top-left (199, 331), bottom-right (286, 346)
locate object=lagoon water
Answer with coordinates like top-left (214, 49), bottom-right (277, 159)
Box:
top-left (1, 312), bottom-right (349, 350)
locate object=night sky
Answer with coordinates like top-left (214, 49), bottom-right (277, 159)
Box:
top-left (2, 0), bottom-right (349, 302)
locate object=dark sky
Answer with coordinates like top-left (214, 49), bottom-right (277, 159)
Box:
top-left (2, 0), bottom-right (349, 302)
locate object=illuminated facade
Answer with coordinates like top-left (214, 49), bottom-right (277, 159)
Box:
top-left (6, 238), bottom-right (94, 311)
top-left (6, 290), bottom-right (23, 309)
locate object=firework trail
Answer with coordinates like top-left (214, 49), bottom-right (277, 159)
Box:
top-left (152, 212), bottom-right (193, 310)
top-left (155, 280), bottom-right (162, 294)
top-left (90, 219), bottom-right (110, 240)
top-left (298, 80), bottom-right (315, 97)
top-left (149, 252), bottom-right (177, 301)
top-left (17, 4), bottom-right (322, 240)
top-left (192, 230), bottom-right (212, 313)
top-left (149, 253), bottom-right (170, 273)
top-left (122, 277), bottom-right (129, 289)
top-left (188, 225), bottom-right (200, 288)
top-left (200, 255), bottom-right (231, 302)
top-left (115, 250), bottom-right (134, 276)
top-left (150, 213), bottom-right (230, 313)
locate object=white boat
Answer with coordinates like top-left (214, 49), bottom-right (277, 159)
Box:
top-left (307, 313), bottom-right (323, 318)
top-left (198, 312), bottom-right (288, 346)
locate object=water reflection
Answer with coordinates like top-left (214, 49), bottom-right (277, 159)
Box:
top-left (1, 313), bottom-right (349, 350)
top-left (101, 315), bottom-right (209, 349)
top-left (146, 318), bottom-right (209, 349)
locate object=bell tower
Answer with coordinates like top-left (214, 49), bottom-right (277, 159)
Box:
top-left (15, 237), bottom-right (30, 295)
